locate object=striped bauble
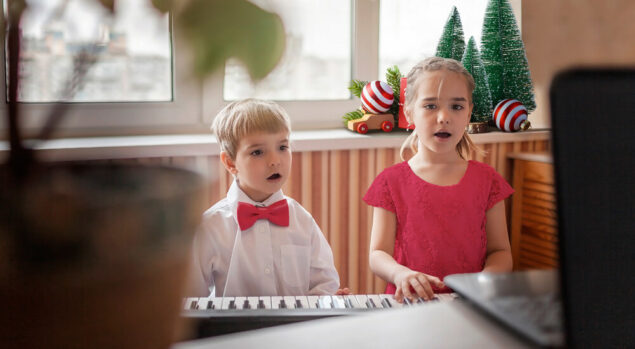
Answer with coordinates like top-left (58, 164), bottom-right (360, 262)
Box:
top-left (361, 80), bottom-right (394, 114)
top-left (492, 99), bottom-right (531, 132)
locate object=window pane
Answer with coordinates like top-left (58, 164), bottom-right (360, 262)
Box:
top-left (379, 0), bottom-right (489, 76)
top-left (223, 0), bottom-right (352, 101)
top-left (13, 0), bottom-right (172, 102)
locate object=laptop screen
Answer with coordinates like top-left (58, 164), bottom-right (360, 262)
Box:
top-left (550, 68), bottom-right (635, 348)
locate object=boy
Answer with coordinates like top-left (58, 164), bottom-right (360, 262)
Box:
top-left (189, 98), bottom-right (340, 297)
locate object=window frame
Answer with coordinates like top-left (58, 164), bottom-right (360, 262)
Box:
top-left (1, 0), bottom-right (521, 138)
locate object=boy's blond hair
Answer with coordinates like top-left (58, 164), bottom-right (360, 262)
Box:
top-left (400, 57), bottom-right (484, 161)
top-left (211, 98), bottom-right (291, 160)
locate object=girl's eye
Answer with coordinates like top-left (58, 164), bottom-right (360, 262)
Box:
top-left (423, 104), bottom-right (437, 110)
top-left (250, 150), bottom-right (263, 156)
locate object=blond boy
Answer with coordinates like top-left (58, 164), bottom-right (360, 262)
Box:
top-left (189, 99), bottom-right (340, 297)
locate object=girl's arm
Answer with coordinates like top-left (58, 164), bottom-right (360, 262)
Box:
top-left (483, 200), bottom-right (513, 272)
top-left (369, 207), bottom-right (443, 301)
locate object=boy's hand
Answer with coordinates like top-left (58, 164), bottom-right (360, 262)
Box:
top-left (393, 269), bottom-right (444, 303)
top-left (335, 287), bottom-right (351, 295)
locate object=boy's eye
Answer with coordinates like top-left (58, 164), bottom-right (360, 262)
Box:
top-left (279, 145), bottom-right (289, 151)
top-left (452, 104), bottom-right (465, 110)
top-left (250, 149), bottom-right (263, 156)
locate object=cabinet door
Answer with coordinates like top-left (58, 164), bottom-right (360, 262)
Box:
top-left (510, 160), bottom-right (559, 270)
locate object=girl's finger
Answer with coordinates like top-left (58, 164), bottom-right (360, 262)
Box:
top-left (394, 288), bottom-right (404, 303)
top-left (415, 274), bottom-right (434, 300)
top-left (428, 275), bottom-right (445, 289)
top-left (408, 277), bottom-right (429, 300)
top-left (402, 279), bottom-right (415, 301)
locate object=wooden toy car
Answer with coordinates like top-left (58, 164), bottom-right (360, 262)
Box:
top-left (347, 113), bottom-right (394, 134)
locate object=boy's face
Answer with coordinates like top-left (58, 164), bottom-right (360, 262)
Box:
top-left (223, 130), bottom-right (291, 202)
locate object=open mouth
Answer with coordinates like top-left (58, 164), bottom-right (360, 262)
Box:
top-left (434, 132), bottom-right (452, 139)
top-left (267, 173), bottom-right (281, 180)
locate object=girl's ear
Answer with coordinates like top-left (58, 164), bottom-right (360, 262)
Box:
top-left (220, 151), bottom-right (238, 175)
top-left (404, 105), bottom-right (413, 124)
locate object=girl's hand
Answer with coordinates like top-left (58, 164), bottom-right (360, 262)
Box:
top-left (335, 287), bottom-right (351, 295)
top-left (393, 269), bottom-right (445, 303)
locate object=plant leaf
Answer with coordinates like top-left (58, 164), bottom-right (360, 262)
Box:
top-left (96, 0), bottom-right (115, 12)
top-left (178, 0), bottom-right (285, 81)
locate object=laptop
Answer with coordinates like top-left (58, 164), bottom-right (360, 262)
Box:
top-left (445, 68), bottom-right (635, 348)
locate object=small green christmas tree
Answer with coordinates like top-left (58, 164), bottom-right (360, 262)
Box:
top-left (435, 6), bottom-right (466, 61)
top-left (462, 36), bottom-right (492, 123)
top-left (480, 0), bottom-right (536, 112)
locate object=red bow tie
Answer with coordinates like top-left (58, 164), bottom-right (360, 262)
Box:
top-left (237, 199), bottom-right (290, 231)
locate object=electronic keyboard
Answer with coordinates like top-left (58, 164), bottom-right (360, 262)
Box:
top-left (181, 294), bottom-right (457, 338)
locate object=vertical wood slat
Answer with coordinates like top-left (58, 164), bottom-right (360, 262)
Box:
top-left (141, 138), bottom-right (548, 294)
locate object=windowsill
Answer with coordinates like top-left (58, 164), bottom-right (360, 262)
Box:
top-left (0, 128), bottom-right (551, 162)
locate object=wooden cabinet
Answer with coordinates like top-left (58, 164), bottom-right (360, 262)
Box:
top-left (508, 153), bottom-right (559, 270)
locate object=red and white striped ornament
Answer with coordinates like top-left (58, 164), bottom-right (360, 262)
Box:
top-left (361, 80), bottom-right (394, 114)
top-left (492, 99), bottom-right (531, 132)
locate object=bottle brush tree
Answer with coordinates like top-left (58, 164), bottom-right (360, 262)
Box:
top-left (462, 36), bottom-right (493, 123)
top-left (435, 6), bottom-right (466, 62)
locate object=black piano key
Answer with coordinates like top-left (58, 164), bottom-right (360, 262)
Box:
top-left (279, 299), bottom-right (287, 309)
top-left (344, 298), bottom-right (353, 309)
top-left (229, 300), bottom-right (236, 309)
top-left (207, 301), bottom-right (214, 309)
top-left (190, 300), bottom-right (198, 309)
top-left (416, 297), bottom-right (425, 304)
top-left (295, 299), bottom-right (303, 309)
top-left (381, 298), bottom-right (392, 308)
top-left (243, 299), bottom-right (251, 309)
top-left (258, 299), bottom-right (265, 309)
top-left (366, 298), bottom-right (377, 308)
top-left (404, 297), bottom-right (412, 306)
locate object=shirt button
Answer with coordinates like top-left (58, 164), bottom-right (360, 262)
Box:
top-left (264, 267), bottom-right (271, 275)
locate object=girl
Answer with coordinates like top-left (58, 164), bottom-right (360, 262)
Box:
top-left (364, 57), bottom-right (514, 303)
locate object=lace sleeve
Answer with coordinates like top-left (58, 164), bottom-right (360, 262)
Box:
top-left (487, 168), bottom-right (515, 210)
top-left (363, 170), bottom-right (396, 213)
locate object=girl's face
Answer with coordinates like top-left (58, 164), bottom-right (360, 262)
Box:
top-left (405, 69), bottom-right (473, 159)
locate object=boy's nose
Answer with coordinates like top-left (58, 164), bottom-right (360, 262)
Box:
top-left (268, 153), bottom-right (280, 166)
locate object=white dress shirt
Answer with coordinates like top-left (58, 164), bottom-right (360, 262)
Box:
top-left (189, 181), bottom-right (340, 297)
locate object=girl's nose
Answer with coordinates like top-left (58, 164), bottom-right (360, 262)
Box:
top-left (437, 109), bottom-right (451, 124)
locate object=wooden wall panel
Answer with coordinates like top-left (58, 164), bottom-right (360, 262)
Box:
top-left (139, 138), bottom-right (550, 294)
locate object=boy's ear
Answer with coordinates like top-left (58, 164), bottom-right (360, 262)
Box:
top-left (220, 151), bottom-right (237, 175)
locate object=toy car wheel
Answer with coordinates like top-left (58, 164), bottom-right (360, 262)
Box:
top-left (357, 122), bottom-right (369, 134)
top-left (381, 120), bottom-right (393, 132)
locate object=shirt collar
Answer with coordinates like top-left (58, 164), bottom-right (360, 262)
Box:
top-left (227, 180), bottom-right (285, 207)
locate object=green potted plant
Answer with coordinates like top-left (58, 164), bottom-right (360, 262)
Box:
top-left (0, 1), bottom-right (285, 348)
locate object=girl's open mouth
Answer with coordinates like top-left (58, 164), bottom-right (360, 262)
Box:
top-left (267, 173), bottom-right (281, 180)
top-left (434, 132), bottom-right (452, 138)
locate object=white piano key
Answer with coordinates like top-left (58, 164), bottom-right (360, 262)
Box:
top-left (367, 294), bottom-right (383, 309)
top-left (258, 296), bottom-right (272, 309)
top-left (343, 294), bottom-right (362, 308)
top-left (295, 296), bottom-right (309, 309)
top-left (247, 297), bottom-right (260, 310)
top-left (184, 297), bottom-right (199, 310)
top-left (331, 295), bottom-right (347, 309)
top-left (307, 296), bottom-right (320, 309)
top-left (317, 295), bottom-right (333, 309)
top-left (379, 294), bottom-right (403, 308)
top-left (234, 296), bottom-right (247, 310)
top-left (270, 296), bottom-right (284, 309)
top-left (436, 293), bottom-right (458, 302)
top-left (196, 298), bottom-right (209, 310)
top-left (354, 295), bottom-right (370, 308)
top-left (208, 297), bottom-right (222, 310)
top-left (281, 296), bottom-right (296, 309)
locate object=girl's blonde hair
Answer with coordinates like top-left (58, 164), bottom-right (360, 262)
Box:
top-left (399, 57), bottom-right (483, 161)
top-left (211, 98), bottom-right (291, 160)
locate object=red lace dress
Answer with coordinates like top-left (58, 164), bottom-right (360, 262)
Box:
top-left (363, 160), bottom-right (514, 294)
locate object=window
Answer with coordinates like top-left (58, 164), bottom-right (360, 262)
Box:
top-left (1, 0), bottom-right (521, 136)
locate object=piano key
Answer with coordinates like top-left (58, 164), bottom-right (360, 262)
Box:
top-left (343, 295), bottom-right (362, 309)
top-left (331, 295), bottom-right (347, 309)
top-left (221, 298), bottom-right (234, 310)
top-left (247, 297), bottom-right (260, 310)
top-left (234, 297), bottom-right (247, 310)
top-left (196, 298), bottom-right (209, 310)
top-left (258, 296), bottom-right (271, 309)
top-left (270, 296), bottom-right (284, 310)
top-left (295, 296), bottom-right (309, 309)
top-left (379, 294), bottom-right (403, 308)
top-left (307, 296), bottom-right (320, 309)
top-left (367, 295), bottom-right (383, 309)
top-left (318, 295), bottom-right (333, 309)
top-left (209, 297), bottom-right (222, 309)
top-left (436, 293), bottom-right (458, 302)
top-left (354, 295), bottom-right (369, 308)
top-left (184, 297), bottom-right (199, 310)
top-left (284, 296), bottom-right (297, 309)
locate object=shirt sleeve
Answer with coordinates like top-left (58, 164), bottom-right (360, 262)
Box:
top-left (363, 169), bottom-right (396, 213)
top-left (487, 167), bottom-right (515, 210)
top-left (307, 218), bottom-right (340, 295)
